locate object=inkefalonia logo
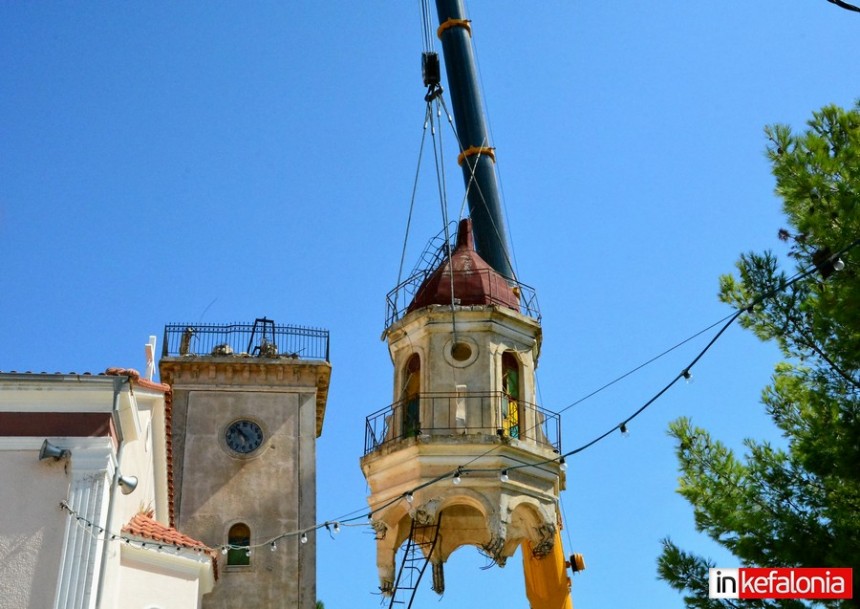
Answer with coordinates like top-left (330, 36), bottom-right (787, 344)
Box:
top-left (709, 568), bottom-right (853, 600)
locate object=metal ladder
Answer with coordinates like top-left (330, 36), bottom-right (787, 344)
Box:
top-left (387, 514), bottom-right (443, 608)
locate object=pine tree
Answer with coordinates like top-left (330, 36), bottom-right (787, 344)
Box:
top-left (658, 102), bottom-right (860, 608)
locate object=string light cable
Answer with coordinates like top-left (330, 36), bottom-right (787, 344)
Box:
top-left (59, 499), bottom-right (362, 557)
top-left (60, 500), bottom-right (213, 555)
top-left (554, 310), bottom-right (738, 415)
top-left (426, 237), bottom-right (859, 480)
top-left (525, 237), bottom-right (859, 470)
top-left (58, 240), bottom-right (858, 558)
top-left (341, 237), bottom-right (860, 537)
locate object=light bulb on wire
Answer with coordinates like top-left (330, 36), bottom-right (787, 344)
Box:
top-left (453, 470), bottom-right (462, 485)
top-left (271, 541), bottom-right (277, 552)
top-left (559, 457), bottom-right (568, 472)
top-left (619, 423), bottom-right (630, 438)
top-left (300, 532), bottom-right (308, 544)
top-left (500, 470), bottom-right (509, 482)
top-left (405, 492), bottom-right (414, 503)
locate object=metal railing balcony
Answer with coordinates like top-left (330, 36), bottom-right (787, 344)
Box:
top-left (162, 318), bottom-right (330, 362)
top-left (363, 391), bottom-right (561, 456)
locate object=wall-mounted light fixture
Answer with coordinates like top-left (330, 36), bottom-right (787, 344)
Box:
top-left (39, 439), bottom-right (71, 461)
top-left (118, 474), bottom-right (139, 495)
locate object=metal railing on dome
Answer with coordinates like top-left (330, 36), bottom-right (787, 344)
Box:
top-left (383, 223), bottom-right (541, 330)
top-left (384, 271), bottom-right (540, 329)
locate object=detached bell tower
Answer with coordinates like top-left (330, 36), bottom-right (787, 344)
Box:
top-left (360, 2), bottom-right (573, 607)
top-left (362, 218), bottom-right (566, 589)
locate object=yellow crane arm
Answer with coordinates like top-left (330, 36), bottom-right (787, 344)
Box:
top-left (521, 528), bottom-right (573, 609)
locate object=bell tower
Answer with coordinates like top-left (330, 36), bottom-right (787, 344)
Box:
top-left (160, 318), bottom-right (330, 609)
top-left (361, 220), bottom-right (568, 602)
top-left (360, 1), bottom-right (574, 606)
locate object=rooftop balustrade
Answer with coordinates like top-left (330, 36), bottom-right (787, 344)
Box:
top-left (162, 318), bottom-right (330, 362)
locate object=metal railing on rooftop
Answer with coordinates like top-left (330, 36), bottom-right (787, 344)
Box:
top-left (162, 318), bottom-right (330, 362)
top-left (363, 391), bottom-right (560, 455)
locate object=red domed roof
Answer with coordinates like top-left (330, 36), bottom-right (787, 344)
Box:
top-left (408, 218), bottom-right (520, 314)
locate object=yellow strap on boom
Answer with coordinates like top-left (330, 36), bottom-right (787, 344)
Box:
top-left (457, 145), bottom-right (496, 166)
top-left (437, 18), bottom-right (472, 38)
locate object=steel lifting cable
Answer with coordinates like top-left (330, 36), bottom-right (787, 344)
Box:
top-left (396, 104), bottom-right (434, 311)
top-left (427, 93), bottom-right (461, 347)
top-left (395, 21), bottom-right (463, 351)
top-left (395, 75), bottom-right (447, 315)
top-left (419, 0), bottom-right (435, 54)
top-left (419, 24), bottom-right (520, 283)
top-left (418, 0), bottom-right (461, 345)
top-left (397, 0), bottom-right (439, 301)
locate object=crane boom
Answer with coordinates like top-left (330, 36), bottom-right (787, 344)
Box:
top-left (432, 3), bottom-right (577, 607)
top-left (434, 0), bottom-right (515, 280)
top-left (522, 529), bottom-right (574, 609)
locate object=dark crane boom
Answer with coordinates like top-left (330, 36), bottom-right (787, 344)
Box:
top-left (434, 0), bottom-right (515, 281)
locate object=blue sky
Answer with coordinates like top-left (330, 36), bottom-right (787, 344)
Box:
top-left (1, 2), bottom-right (857, 608)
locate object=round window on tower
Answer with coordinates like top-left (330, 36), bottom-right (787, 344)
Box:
top-left (443, 337), bottom-right (478, 368)
top-left (451, 342), bottom-right (472, 361)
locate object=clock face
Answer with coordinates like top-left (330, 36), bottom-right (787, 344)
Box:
top-left (225, 420), bottom-right (264, 454)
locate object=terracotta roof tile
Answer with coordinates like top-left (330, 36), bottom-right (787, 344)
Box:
top-left (122, 511), bottom-right (219, 579)
top-left (163, 389), bottom-right (176, 527)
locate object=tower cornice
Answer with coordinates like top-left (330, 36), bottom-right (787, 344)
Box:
top-left (159, 357), bottom-right (331, 437)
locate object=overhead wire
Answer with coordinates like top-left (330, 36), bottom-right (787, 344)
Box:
top-left (555, 310), bottom-right (738, 415)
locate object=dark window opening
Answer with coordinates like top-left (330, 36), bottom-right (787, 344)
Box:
top-left (227, 522), bottom-right (251, 566)
top-left (402, 354), bottom-right (421, 437)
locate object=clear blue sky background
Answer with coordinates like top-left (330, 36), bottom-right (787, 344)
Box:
top-left (1, 2), bottom-right (857, 608)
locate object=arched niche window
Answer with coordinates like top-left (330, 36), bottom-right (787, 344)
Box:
top-left (227, 522), bottom-right (251, 566)
top-left (401, 354), bottom-right (421, 438)
top-left (502, 352), bottom-right (521, 439)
